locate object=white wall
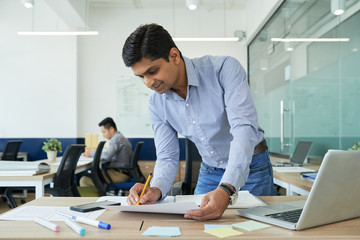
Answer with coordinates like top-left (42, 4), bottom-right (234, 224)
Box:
top-left (0, 0), bottom-right (77, 138)
top-left (77, 4), bottom-right (249, 137)
top-left (0, 0), bottom-right (280, 139)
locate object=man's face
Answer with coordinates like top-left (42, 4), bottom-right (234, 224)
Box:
top-left (131, 54), bottom-right (179, 94)
top-left (100, 126), bottom-right (113, 140)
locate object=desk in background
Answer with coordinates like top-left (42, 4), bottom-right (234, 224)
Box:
top-left (0, 157), bottom-right (92, 199)
top-left (0, 196), bottom-right (359, 239)
top-left (270, 156), bottom-right (320, 196)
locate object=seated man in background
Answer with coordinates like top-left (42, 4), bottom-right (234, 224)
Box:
top-left (80, 117), bottom-right (132, 186)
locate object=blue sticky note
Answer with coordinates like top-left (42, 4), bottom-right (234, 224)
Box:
top-left (141, 226), bottom-right (181, 237)
top-left (204, 224), bottom-right (233, 231)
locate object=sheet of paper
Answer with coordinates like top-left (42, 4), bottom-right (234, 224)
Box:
top-left (272, 167), bottom-right (316, 173)
top-left (0, 161), bottom-right (47, 170)
top-left (204, 224), bottom-right (233, 231)
top-left (175, 191), bottom-right (266, 209)
top-left (0, 170), bottom-right (38, 176)
top-left (142, 226), bottom-right (181, 237)
top-left (52, 158), bottom-right (93, 166)
top-left (204, 226), bottom-right (243, 238)
top-left (229, 191), bottom-right (267, 208)
top-left (79, 156), bottom-right (93, 161)
top-left (96, 196), bottom-right (175, 205)
top-left (0, 206), bottom-right (104, 221)
top-left (104, 201), bottom-right (199, 214)
top-left (232, 220), bottom-right (271, 231)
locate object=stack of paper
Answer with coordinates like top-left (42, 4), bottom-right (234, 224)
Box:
top-left (0, 161), bottom-right (50, 176)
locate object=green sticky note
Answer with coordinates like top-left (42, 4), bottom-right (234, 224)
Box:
top-left (232, 220), bottom-right (271, 231)
top-left (204, 226), bottom-right (243, 238)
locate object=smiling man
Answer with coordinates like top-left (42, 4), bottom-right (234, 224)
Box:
top-left (122, 23), bottom-right (274, 221)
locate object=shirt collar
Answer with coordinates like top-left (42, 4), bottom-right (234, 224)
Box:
top-left (164, 56), bottom-right (198, 100)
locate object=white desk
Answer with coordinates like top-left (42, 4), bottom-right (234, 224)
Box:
top-left (271, 156), bottom-right (320, 196)
top-left (0, 157), bottom-right (92, 199)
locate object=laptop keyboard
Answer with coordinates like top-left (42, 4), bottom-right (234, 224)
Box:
top-left (265, 209), bottom-right (303, 223)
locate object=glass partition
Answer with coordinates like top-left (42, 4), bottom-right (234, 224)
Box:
top-left (249, 0), bottom-right (360, 157)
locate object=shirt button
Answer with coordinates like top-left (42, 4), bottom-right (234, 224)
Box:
top-left (201, 137), bottom-right (204, 141)
top-left (210, 151), bottom-right (214, 154)
top-left (192, 120), bottom-right (196, 124)
top-left (186, 103), bottom-right (189, 107)
top-left (220, 161), bottom-right (223, 164)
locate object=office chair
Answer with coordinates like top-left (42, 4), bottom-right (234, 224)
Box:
top-left (104, 141), bottom-right (145, 196)
top-left (0, 141), bottom-right (22, 160)
top-left (0, 141), bottom-right (23, 205)
top-left (5, 144), bottom-right (85, 208)
top-left (171, 138), bottom-right (202, 196)
top-left (77, 141), bottom-right (108, 197)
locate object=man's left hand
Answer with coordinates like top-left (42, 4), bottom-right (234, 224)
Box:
top-left (184, 188), bottom-right (230, 221)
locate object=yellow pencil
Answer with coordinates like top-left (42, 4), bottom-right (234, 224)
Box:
top-left (136, 173), bottom-right (152, 205)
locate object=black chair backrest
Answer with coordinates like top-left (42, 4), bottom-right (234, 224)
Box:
top-left (183, 138), bottom-right (202, 195)
top-left (90, 141), bottom-right (108, 196)
top-left (54, 144), bottom-right (85, 196)
top-left (1, 141), bottom-right (22, 160)
top-left (129, 141), bottom-right (145, 183)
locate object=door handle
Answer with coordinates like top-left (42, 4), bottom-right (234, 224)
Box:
top-left (280, 100), bottom-right (290, 153)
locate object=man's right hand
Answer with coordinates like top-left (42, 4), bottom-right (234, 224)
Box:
top-left (127, 183), bottom-right (161, 205)
top-left (83, 150), bottom-right (91, 157)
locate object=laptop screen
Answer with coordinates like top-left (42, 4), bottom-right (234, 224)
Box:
top-left (291, 141), bottom-right (313, 164)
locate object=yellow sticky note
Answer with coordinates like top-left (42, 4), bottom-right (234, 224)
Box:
top-left (204, 226), bottom-right (243, 238)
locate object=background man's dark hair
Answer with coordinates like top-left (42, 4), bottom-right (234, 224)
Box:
top-left (122, 23), bottom-right (182, 67)
top-left (98, 117), bottom-right (117, 131)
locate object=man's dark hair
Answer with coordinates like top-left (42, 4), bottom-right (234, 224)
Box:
top-left (122, 23), bottom-right (182, 67)
top-left (98, 117), bottom-right (117, 131)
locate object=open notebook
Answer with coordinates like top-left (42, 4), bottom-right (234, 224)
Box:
top-left (0, 161), bottom-right (50, 176)
top-left (102, 191), bottom-right (266, 215)
top-left (174, 191), bottom-right (266, 209)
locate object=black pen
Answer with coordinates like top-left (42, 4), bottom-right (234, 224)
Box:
top-left (139, 220), bottom-right (144, 231)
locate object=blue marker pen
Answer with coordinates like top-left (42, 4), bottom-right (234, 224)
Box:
top-left (57, 212), bottom-right (111, 230)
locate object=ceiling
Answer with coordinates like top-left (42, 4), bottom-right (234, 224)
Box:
top-left (89, 0), bottom-right (248, 10)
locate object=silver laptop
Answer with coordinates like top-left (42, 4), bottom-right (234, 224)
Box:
top-left (272, 141), bottom-right (313, 167)
top-left (238, 150), bottom-right (360, 230)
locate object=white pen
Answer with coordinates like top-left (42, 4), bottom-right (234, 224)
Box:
top-left (65, 218), bottom-right (86, 236)
top-left (34, 217), bottom-right (60, 232)
top-left (57, 212), bottom-right (111, 230)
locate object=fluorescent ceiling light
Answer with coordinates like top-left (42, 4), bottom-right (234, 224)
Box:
top-left (331, 0), bottom-right (346, 16)
top-left (271, 38), bottom-right (350, 42)
top-left (21, 0), bottom-right (34, 8)
top-left (186, 0), bottom-right (199, 11)
top-left (18, 31), bottom-right (99, 36)
top-left (173, 37), bottom-right (239, 42)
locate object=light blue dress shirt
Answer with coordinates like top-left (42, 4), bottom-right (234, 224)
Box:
top-left (149, 55), bottom-right (264, 199)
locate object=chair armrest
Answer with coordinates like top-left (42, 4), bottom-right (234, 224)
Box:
top-left (170, 181), bottom-right (184, 196)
